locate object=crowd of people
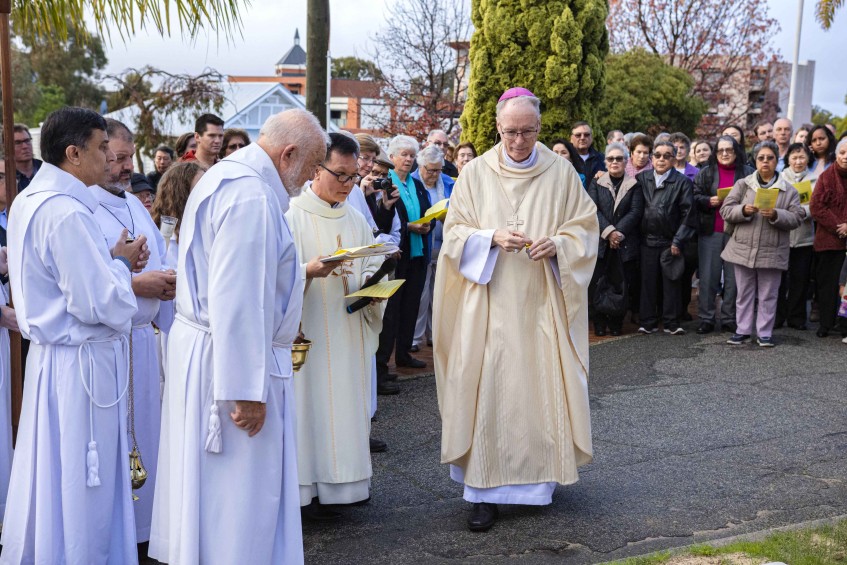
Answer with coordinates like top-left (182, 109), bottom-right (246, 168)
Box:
top-left (0, 89), bottom-right (844, 564)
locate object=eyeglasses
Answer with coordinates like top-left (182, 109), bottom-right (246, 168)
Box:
top-left (319, 164), bottom-right (362, 184)
top-left (716, 148), bottom-right (735, 155)
top-left (227, 142), bottom-right (247, 151)
top-left (756, 155), bottom-right (776, 162)
top-left (500, 128), bottom-right (539, 140)
top-left (424, 166), bottom-right (443, 174)
top-left (653, 152), bottom-right (674, 160)
top-left (605, 156), bottom-right (625, 162)
top-left (572, 132), bottom-right (591, 138)
top-left (14, 138), bottom-right (32, 146)
top-left (358, 155), bottom-right (375, 164)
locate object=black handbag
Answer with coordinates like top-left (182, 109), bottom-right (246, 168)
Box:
top-left (593, 248), bottom-right (628, 318)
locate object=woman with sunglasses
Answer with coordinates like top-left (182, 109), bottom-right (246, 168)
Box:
top-left (219, 128), bottom-right (251, 159)
top-left (692, 135), bottom-right (753, 334)
top-left (721, 141), bottom-right (804, 347)
top-left (587, 142), bottom-right (644, 336)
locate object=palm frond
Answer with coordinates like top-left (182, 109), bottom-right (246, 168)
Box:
top-left (12, 0), bottom-right (249, 44)
top-left (816, 0), bottom-right (844, 29)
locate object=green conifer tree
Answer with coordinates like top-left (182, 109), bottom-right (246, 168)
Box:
top-left (461, 0), bottom-right (609, 152)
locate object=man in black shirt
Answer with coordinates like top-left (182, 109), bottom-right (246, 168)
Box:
top-left (13, 124), bottom-right (42, 191)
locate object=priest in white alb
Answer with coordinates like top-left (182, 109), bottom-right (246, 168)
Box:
top-left (0, 244), bottom-right (18, 522)
top-left (91, 119), bottom-right (176, 550)
top-left (149, 109), bottom-right (330, 565)
top-left (432, 88), bottom-right (599, 532)
top-left (285, 133), bottom-right (385, 521)
top-left (2, 107), bottom-right (148, 564)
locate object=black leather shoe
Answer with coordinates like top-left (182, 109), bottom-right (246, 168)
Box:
top-left (594, 328), bottom-right (607, 337)
top-left (370, 437), bottom-right (387, 453)
top-left (301, 499), bottom-right (341, 522)
top-left (467, 502), bottom-right (498, 532)
top-left (395, 356), bottom-right (426, 369)
top-left (377, 380), bottom-right (400, 395)
top-left (409, 344), bottom-right (420, 353)
top-left (696, 322), bottom-right (714, 335)
top-left (817, 329), bottom-right (829, 338)
top-left (722, 323), bottom-right (737, 333)
top-left (610, 328), bottom-right (622, 336)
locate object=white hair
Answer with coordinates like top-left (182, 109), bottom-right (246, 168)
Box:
top-left (259, 108), bottom-right (330, 150)
top-left (605, 142), bottom-right (630, 161)
top-left (427, 129), bottom-right (447, 141)
top-left (495, 96), bottom-right (541, 120)
top-left (388, 135), bottom-right (419, 157)
top-left (836, 138), bottom-right (847, 154)
top-left (416, 145), bottom-right (445, 167)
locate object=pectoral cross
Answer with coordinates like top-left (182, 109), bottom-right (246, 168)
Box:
top-left (506, 213), bottom-right (524, 232)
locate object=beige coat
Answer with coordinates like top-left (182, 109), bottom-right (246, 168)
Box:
top-left (720, 173), bottom-right (803, 270)
top-left (432, 142), bottom-right (598, 489)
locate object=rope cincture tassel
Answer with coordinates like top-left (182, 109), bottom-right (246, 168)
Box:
top-left (205, 404), bottom-right (222, 453)
top-left (86, 441), bottom-right (101, 487)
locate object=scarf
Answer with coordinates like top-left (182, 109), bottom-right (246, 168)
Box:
top-left (390, 169), bottom-right (424, 258)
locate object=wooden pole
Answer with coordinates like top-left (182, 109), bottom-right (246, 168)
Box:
top-left (0, 0), bottom-right (23, 442)
top-left (306, 0), bottom-right (330, 129)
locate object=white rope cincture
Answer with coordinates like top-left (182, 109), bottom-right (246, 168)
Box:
top-left (79, 335), bottom-right (130, 488)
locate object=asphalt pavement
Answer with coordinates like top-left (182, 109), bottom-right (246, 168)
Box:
top-left (303, 326), bottom-right (847, 564)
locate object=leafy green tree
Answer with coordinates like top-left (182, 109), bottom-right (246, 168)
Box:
top-left (596, 49), bottom-right (707, 138)
top-left (461, 0), bottom-right (609, 152)
top-left (331, 56), bottom-right (383, 81)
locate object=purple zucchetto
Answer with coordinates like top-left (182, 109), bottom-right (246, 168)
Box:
top-left (498, 87), bottom-right (536, 102)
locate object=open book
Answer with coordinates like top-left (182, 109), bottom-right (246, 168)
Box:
top-left (319, 243), bottom-right (400, 263)
top-left (409, 198), bottom-right (449, 225)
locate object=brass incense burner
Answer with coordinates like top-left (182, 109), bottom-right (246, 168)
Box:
top-left (292, 339), bottom-right (312, 373)
top-left (130, 447), bottom-right (148, 490)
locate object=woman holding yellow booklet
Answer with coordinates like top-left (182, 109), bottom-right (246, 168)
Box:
top-left (720, 141), bottom-right (804, 347)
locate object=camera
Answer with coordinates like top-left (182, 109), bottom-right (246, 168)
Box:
top-left (372, 177), bottom-right (393, 192)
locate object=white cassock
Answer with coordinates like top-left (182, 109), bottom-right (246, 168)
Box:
top-left (91, 187), bottom-right (175, 542)
top-left (2, 163), bottom-right (139, 564)
top-left (0, 279), bottom-right (12, 519)
top-left (285, 188), bottom-right (384, 505)
top-left (345, 184), bottom-right (400, 418)
top-left (149, 143), bottom-right (304, 565)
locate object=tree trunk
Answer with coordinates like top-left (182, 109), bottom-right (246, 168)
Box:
top-left (306, 0), bottom-right (330, 129)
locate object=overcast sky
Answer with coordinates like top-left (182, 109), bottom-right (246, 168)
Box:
top-left (102, 0), bottom-right (847, 117)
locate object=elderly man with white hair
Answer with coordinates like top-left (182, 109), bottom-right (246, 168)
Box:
top-left (422, 128), bottom-right (459, 177)
top-left (433, 87), bottom-right (599, 532)
top-left (375, 135), bottom-right (432, 393)
top-left (149, 109), bottom-right (329, 565)
top-left (411, 145), bottom-right (455, 352)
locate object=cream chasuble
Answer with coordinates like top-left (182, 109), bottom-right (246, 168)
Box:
top-left (433, 142), bottom-right (598, 498)
top-left (285, 189), bottom-right (384, 505)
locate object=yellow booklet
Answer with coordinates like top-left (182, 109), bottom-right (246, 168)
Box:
top-left (716, 187), bottom-right (733, 201)
top-left (754, 188), bottom-right (779, 210)
top-left (409, 198), bottom-right (449, 224)
top-left (793, 180), bottom-right (813, 205)
top-left (345, 279), bottom-right (405, 299)
top-left (319, 243), bottom-right (400, 263)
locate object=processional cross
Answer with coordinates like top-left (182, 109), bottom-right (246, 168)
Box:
top-left (506, 213), bottom-right (524, 232)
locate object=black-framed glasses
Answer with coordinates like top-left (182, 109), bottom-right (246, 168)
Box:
top-left (319, 164), bottom-right (362, 184)
top-left (572, 132), bottom-right (591, 138)
top-left (605, 156), bottom-right (625, 162)
top-left (653, 152), bottom-right (674, 160)
top-left (424, 166), bottom-right (443, 174)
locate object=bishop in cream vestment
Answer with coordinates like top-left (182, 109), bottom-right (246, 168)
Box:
top-left (285, 187), bottom-right (384, 505)
top-left (433, 141), bottom-right (598, 504)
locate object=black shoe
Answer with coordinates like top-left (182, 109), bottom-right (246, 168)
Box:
top-left (594, 327), bottom-right (607, 337)
top-left (409, 344), bottom-right (420, 353)
top-left (301, 499), bottom-right (342, 522)
top-left (787, 323), bottom-right (808, 330)
top-left (395, 356), bottom-right (426, 369)
top-left (377, 380), bottom-right (400, 395)
top-left (696, 322), bottom-right (714, 335)
top-left (467, 502), bottom-right (499, 532)
top-left (370, 437), bottom-right (387, 453)
top-left (722, 322), bottom-right (737, 333)
top-left (817, 329), bottom-right (830, 338)
top-left (610, 328), bottom-right (622, 336)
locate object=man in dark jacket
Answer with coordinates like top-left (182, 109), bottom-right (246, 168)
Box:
top-left (636, 140), bottom-right (696, 335)
top-left (571, 121), bottom-right (606, 186)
